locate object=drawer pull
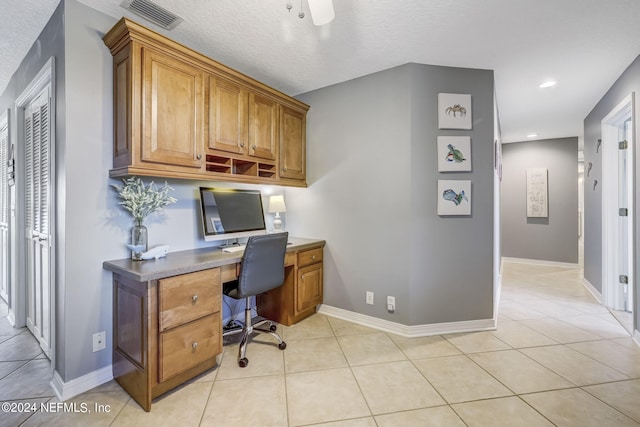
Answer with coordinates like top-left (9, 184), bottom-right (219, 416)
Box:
top-left (192, 294), bottom-right (199, 304)
top-left (312, 255), bottom-right (316, 260)
top-left (196, 154), bottom-right (202, 160)
top-left (192, 342), bottom-right (198, 350)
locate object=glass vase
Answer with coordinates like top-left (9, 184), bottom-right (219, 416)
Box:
top-left (131, 221), bottom-right (148, 261)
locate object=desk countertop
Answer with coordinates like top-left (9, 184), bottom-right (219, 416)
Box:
top-left (103, 237), bottom-right (325, 282)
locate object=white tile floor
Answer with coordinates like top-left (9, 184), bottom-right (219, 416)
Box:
top-left (0, 262), bottom-right (639, 426)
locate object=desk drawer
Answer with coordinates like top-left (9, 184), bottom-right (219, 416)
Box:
top-left (297, 247), bottom-right (323, 267)
top-left (159, 269), bottom-right (221, 332)
top-left (158, 314), bottom-right (220, 382)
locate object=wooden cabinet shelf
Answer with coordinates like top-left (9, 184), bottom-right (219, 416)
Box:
top-left (103, 18), bottom-right (309, 187)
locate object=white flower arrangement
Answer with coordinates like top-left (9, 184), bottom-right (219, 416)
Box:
top-left (112, 177), bottom-right (177, 225)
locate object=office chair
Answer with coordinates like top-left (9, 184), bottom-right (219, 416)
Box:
top-left (222, 232), bottom-right (288, 367)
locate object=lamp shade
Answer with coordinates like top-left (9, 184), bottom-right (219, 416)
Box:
top-left (308, 0), bottom-right (335, 26)
top-left (268, 195), bottom-right (287, 213)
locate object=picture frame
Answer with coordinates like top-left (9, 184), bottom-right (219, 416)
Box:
top-left (526, 168), bottom-right (548, 218)
top-left (437, 136), bottom-right (471, 172)
top-left (438, 93), bottom-right (472, 130)
top-left (437, 180), bottom-right (471, 216)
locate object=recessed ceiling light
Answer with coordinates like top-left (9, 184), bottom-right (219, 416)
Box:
top-left (527, 133), bottom-right (538, 138)
top-left (539, 81), bottom-right (557, 89)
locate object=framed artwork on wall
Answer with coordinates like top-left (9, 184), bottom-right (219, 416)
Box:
top-left (526, 168), bottom-right (548, 217)
top-left (438, 93), bottom-right (472, 130)
top-left (437, 180), bottom-right (471, 215)
top-left (437, 136), bottom-right (471, 172)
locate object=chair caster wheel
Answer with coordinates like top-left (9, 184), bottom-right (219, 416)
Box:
top-left (238, 358), bottom-right (249, 368)
top-left (278, 342), bottom-right (287, 350)
top-left (270, 324), bottom-right (277, 332)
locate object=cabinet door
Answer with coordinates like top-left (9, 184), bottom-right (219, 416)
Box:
top-left (295, 263), bottom-right (323, 315)
top-left (208, 76), bottom-right (248, 154)
top-left (142, 47), bottom-right (204, 168)
top-left (279, 105), bottom-right (306, 180)
top-left (248, 93), bottom-right (277, 160)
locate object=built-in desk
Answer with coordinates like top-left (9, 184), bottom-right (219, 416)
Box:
top-left (103, 237), bottom-right (324, 411)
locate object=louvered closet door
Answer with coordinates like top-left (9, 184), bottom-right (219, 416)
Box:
top-left (0, 118), bottom-right (8, 303)
top-left (24, 87), bottom-right (52, 357)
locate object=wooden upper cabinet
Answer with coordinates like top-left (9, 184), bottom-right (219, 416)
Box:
top-left (248, 93), bottom-right (277, 160)
top-left (208, 76), bottom-right (248, 155)
top-left (141, 47), bottom-right (204, 169)
top-left (280, 105), bottom-right (306, 180)
top-left (103, 18), bottom-right (308, 186)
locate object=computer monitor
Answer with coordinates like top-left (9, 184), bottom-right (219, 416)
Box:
top-left (199, 187), bottom-right (267, 243)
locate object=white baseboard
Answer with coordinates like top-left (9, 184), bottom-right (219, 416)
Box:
top-left (494, 272), bottom-right (502, 322)
top-left (51, 366), bottom-right (113, 402)
top-left (581, 277), bottom-right (603, 303)
top-left (7, 309), bottom-right (15, 327)
top-left (317, 305), bottom-right (496, 338)
top-left (501, 257), bottom-right (580, 269)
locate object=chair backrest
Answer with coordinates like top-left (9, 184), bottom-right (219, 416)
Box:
top-left (236, 232), bottom-right (288, 298)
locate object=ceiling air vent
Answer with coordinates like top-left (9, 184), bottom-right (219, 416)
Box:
top-left (120, 0), bottom-right (184, 30)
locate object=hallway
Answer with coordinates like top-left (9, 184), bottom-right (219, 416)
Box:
top-left (0, 261), bottom-right (639, 426)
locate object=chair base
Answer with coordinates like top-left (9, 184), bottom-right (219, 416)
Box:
top-left (222, 297), bottom-right (286, 367)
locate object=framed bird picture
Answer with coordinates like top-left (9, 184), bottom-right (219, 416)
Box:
top-left (438, 93), bottom-right (472, 129)
top-left (437, 136), bottom-right (471, 172)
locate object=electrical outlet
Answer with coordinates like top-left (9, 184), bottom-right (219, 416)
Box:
top-left (387, 296), bottom-right (396, 312)
top-left (93, 331), bottom-right (106, 352)
top-left (366, 291), bottom-right (374, 305)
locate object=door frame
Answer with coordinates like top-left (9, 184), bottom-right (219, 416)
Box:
top-left (0, 109), bottom-right (10, 306)
top-left (601, 93), bottom-right (635, 319)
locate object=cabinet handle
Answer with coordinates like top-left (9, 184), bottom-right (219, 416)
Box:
top-left (192, 342), bottom-right (198, 350)
top-left (192, 295), bottom-right (199, 304)
top-left (196, 154), bottom-right (202, 160)
top-left (312, 255), bottom-right (316, 260)
top-left (252, 145), bottom-right (257, 150)
top-left (240, 142), bottom-right (245, 148)
top-left (282, 167), bottom-right (287, 172)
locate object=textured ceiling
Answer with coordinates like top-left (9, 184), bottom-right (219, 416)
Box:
top-left (2, 0), bottom-right (640, 144)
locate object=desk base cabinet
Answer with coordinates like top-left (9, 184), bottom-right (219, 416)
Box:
top-left (104, 238), bottom-right (325, 411)
top-left (258, 245), bottom-right (324, 326)
top-left (112, 269), bottom-right (222, 412)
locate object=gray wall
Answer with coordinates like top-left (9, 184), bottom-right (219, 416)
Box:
top-left (1, 0), bottom-right (274, 383)
top-left (584, 55), bottom-right (640, 334)
top-left (1, 0), bottom-right (495, 383)
top-left (0, 0), bottom-right (67, 375)
top-left (288, 63), bottom-right (495, 326)
top-left (501, 138), bottom-right (579, 264)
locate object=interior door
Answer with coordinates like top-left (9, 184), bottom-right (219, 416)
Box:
top-left (601, 94), bottom-right (634, 328)
top-left (24, 87), bottom-right (52, 358)
top-left (0, 114), bottom-right (9, 303)
top-left (617, 118), bottom-right (633, 311)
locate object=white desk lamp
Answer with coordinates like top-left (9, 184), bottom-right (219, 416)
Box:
top-left (268, 195), bottom-right (287, 231)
